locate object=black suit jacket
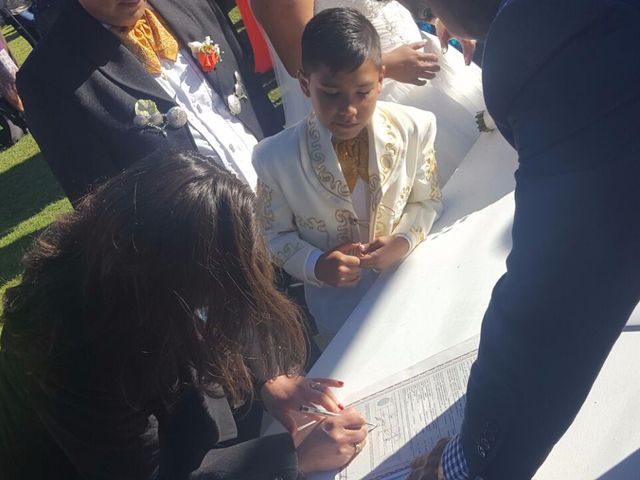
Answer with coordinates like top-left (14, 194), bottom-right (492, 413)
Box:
top-left (17, 0), bottom-right (279, 203)
top-left (0, 329), bottom-right (298, 480)
top-left (459, 0), bottom-right (640, 478)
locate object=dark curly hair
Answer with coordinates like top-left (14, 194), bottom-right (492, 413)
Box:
top-left (1, 149), bottom-right (307, 406)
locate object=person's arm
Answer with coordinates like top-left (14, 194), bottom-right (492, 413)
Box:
top-left (360, 110), bottom-right (441, 271)
top-left (390, 110), bottom-right (442, 252)
top-left (253, 154), bottom-right (323, 282)
top-left (251, 0), bottom-right (314, 77)
top-left (17, 64), bottom-right (116, 204)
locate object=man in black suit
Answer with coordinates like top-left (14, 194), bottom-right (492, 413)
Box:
top-left (403, 0), bottom-right (640, 478)
top-left (17, 0), bottom-right (280, 203)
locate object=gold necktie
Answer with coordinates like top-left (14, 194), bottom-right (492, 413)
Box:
top-left (113, 9), bottom-right (179, 75)
top-left (332, 129), bottom-right (370, 193)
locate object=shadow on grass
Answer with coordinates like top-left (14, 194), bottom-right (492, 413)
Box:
top-left (0, 228), bottom-right (44, 284)
top-left (3, 29), bottom-right (20, 44)
top-left (0, 152), bottom-right (65, 238)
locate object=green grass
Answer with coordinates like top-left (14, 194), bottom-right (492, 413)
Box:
top-left (0, 27), bottom-right (72, 321)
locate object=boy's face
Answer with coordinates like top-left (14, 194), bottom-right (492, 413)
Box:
top-left (299, 59), bottom-right (384, 140)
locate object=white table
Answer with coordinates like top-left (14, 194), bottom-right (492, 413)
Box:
top-left (268, 132), bottom-right (640, 479)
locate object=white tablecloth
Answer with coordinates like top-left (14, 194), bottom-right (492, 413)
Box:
top-left (266, 132), bottom-right (640, 479)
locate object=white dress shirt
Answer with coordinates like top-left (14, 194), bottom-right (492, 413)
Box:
top-left (155, 50), bottom-right (258, 189)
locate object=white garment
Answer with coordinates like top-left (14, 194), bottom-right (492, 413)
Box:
top-left (303, 177), bottom-right (370, 284)
top-left (155, 50), bottom-right (258, 189)
top-left (253, 101), bottom-right (441, 338)
top-left (266, 0), bottom-right (485, 186)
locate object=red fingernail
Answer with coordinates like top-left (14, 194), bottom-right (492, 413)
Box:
top-left (338, 381), bottom-right (344, 386)
top-left (339, 404), bottom-right (345, 410)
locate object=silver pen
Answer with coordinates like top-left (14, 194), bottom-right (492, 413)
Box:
top-left (299, 404), bottom-right (342, 417)
top-left (299, 404), bottom-right (377, 430)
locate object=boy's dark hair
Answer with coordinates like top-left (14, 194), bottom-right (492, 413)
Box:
top-left (301, 7), bottom-right (382, 74)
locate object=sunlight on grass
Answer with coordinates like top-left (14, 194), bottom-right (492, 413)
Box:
top-left (2, 25), bottom-right (31, 65)
top-left (0, 197), bottom-right (70, 249)
top-left (0, 29), bottom-right (71, 320)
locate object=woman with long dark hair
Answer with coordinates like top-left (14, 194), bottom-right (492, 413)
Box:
top-left (0, 150), bottom-right (367, 479)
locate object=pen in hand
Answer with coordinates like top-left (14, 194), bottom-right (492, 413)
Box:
top-left (299, 404), bottom-right (378, 430)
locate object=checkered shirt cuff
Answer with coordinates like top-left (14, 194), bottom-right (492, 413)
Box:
top-left (442, 434), bottom-right (469, 480)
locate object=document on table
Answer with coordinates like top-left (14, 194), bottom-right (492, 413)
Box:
top-left (333, 336), bottom-right (480, 480)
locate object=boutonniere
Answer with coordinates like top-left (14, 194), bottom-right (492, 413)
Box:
top-left (188, 36), bottom-right (221, 72)
top-left (133, 99), bottom-right (188, 137)
top-left (475, 110), bottom-right (496, 133)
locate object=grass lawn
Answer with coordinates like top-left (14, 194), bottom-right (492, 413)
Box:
top-left (0, 26), bottom-right (73, 321)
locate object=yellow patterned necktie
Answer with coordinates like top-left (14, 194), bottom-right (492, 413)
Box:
top-left (113, 9), bottom-right (179, 75)
top-left (332, 129), bottom-right (370, 193)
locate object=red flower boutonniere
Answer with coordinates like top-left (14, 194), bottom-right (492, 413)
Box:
top-left (188, 36), bottom-right (221, 72)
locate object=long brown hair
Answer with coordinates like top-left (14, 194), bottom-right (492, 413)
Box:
top-left (1, 150), bottom-right (307, 405)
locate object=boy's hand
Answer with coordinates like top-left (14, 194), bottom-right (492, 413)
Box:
top-left (359, 236), bottom-right (410, 272)
top-left (315, 242), bottom-right (363, 287)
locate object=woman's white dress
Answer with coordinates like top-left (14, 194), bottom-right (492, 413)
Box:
top-left (268, 0), bottom-right (486, 185)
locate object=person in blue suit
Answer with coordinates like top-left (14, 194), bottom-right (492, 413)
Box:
top-left (403, 0), bottom-right (640, 478)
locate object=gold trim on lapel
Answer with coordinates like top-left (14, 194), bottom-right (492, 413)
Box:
top-left (302, 113), bottom-right (353, 206)
top-left (368, 107), bottom-right (401, 239)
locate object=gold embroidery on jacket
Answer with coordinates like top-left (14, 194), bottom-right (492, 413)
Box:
top-left (274, 242), bottom-right (304, 267)
top-left (368, 174), bottom-right (382, 214)
top-left (335, 209), bottom-right (355, 244)
top-left (374, 204), bottom-right (396, 238)
top-left (256, 180), bottom-right (275, 230)
top-left (393, 185), bottom-right (412, 212)
top-left (410, 225), bottom-right (426, 243)
top-left (425, 151), bottom-right (442, 202)
top-left (307, 114), bottom-right (351, 201)
top-left (294, 216), bottom-right (331, 248)
top-left (377, 111), bottom-right (399, 185)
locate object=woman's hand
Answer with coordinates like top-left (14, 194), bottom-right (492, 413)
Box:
top-left (295, 408), bottom-right (368, 474)
top-left (261, 375), bottom-right (345, 433)
top-left (383, 42), bottom-right (441, 86)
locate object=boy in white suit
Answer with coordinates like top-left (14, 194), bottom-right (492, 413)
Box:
top-left (253, 8), bottom-right (442, 340)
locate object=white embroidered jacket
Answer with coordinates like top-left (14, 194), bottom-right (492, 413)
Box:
top-left (253, 101), bottom-right (442, 281)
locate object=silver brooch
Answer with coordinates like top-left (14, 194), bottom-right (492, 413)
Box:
top-left (133, 99), bottom-right (188, 137)
top-left (227, 71), bottom-right (248, 116)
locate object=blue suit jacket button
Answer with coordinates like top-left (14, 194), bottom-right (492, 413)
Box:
top-left (476, 444), bottom-right (488, 458)
top-left (479, 438), bottom-right (491, 451)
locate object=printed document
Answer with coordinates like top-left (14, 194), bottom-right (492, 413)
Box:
top-left (333, 336), bottom-right (479, 480)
